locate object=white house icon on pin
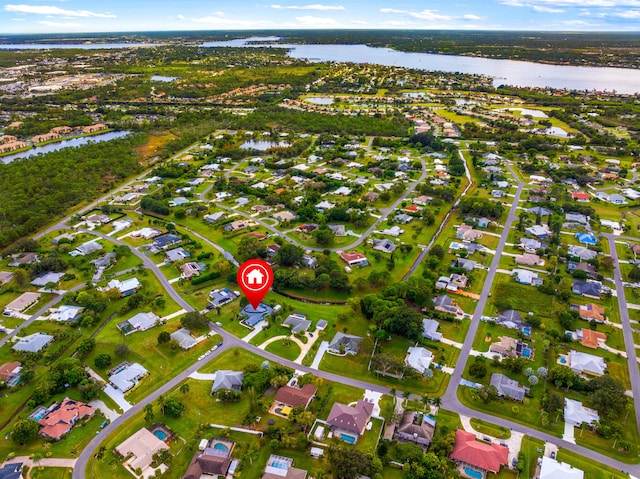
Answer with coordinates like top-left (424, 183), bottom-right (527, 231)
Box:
top-left (246, 268), bottom-right (265, 285)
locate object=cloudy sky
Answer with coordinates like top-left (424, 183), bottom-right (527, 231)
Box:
top-left (2, 0), bottom-right (640, 34)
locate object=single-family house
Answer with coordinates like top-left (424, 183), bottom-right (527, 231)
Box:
top-left (575, 233), bottom-right (597, 246)
top-left (282, 313), bottom-right (311, 334)
top-left (326, 400), bottom-right (374, 443)
top-left (106, 278), bottom-right (141, 297)
top-left (183, 438), bottom-right (235, 479)
top-left (273, 384), bottom-right (317, 413)
top-left (338, 251), bottom-right (369, 267)
top-left (540, 456), bottom-right (584, 479)
top-left (11, 333), bottom-right (53, 353)
top-left (211, 370), bottom-right (244, 394)
top-left (262, 455), bottom-right (307, 479)
top-left (515, 253), bottom-right (543, 267)
top-left (327, 332), bottom-right (363, 355)
top-left (31, 272), bottom-right (65, 287)
top-left (0, 462), bottom-right (22, 479)
top-left (580, 329), bottom-right (606, 349)
top-left (449, 429), bottom-right (508, 479)
top-left (572, 280), bottom-right (602, 299)
top-left (564, 398), bottom-right (599, 427)
top-left (225, 219), bottom-right (253, 232)
top-left (152, 234), bottom-right (182, 250)
top-left (4, 292), bottom-right (41, 315)
top-left (49, 305), bottom-right (84, 323)
top-left (568, 246), bottom-right (598, 262)
top-left (490, 373), bottom-right (527, 401)
top-left (8, 252), bottom-right (38, 267)
top-left (489, 336), bottom-right (534, 360)
top-left (565, 213), bottom-right (589, 224)
top-left (315, 200), bottom-right (335, 211)
top-left (38, 397), bottom-right (95, 440)
top-left (513, 269), bottom-right (542, 286)
top-left (572, 303), bottom-right (605, 322)
top-left (519, 238), bottom-right (542, 253)
top-left (170, 328), bottom-right (197, 349)
top-left (117, 312), bottom-right (160, 335)
top-left (204, 212), bottom-right (226, 223)
top-left (209, 288), bottom-right (238, 307)
top-left (74, 240), bottom-right (102, 256)
top-left (457, 224), bottom-right (483, 241)
top-left (273, 211), bottom-right (298, 222)
top-left (372, 239), bottom-right (397, 253)
top-left (0, 361), bottom-right (22, 387)
top-left (525, 224), bottom-right (551, 239)
top-left (328, 224), bottom-right (347, 236)
top-left (180, 262), bottom-right (203, 280)
top-left (433, 295), bottom-right (463, 316)
top-left (115, 428), bottom-right (169, 476)
top-left (0, 271), bottom-right (13, 286)
top-left (567, 350), bottom-right (606, 376)
top-left (109, 362), bottom-right (148, 392)
top-left (165, 247), bottom-right (190, 262)
top-left (422, 319), bottom-right (442, 341)
top-left (405, 346), bottom-right (433, 374)
top-left (395, 412), bottom-right (436, 449)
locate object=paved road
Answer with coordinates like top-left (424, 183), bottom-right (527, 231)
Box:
top-left (404, 149), bottom-right (473, 280)
top-left (216, 158), bottom-right (427, 253)
top-left (442, 162), bottom-right (525, 406)
top-left (607, 234), bottom-right (640, 435)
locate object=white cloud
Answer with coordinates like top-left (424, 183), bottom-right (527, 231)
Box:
top-left (4, 4), bottom-right (116, 18)
top-left (610, 8), bottom-right (640, 16)
top-left (462, 14), bottom-right (484, 19)
top-left (37, 20), bottom-right (81, 26)
top-left (501, 0), bottom-right (640, 7)
top-left (11, 17), bottom-right (25, 21)
top-left (177, 14), bottom-right (186, 21)
top-left (189, 14), bottom-right (273, 27)
top-left (532, 5), bottom-right (565, 12)
top-left (294, 15), bottom-right (341, 25)
top-left (409, 9), bottom-right (452, 20)
top-left (270, 4), bottom-right (344, 10)
top-left (380, 8), bottom-right (408, 13)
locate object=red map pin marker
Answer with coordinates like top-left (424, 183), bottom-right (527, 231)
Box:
top-left (237, 259), bottom-right (274, 309)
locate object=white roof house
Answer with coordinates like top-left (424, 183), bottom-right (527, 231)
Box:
top-left (123, 312), bottom-right (160, 333)
top-left (4, 292), bottom-right (41, 313)
top-left (106, 278), bottom-right (141, 296)
top-left (74, 240), bottom-right (102, 256)
top-left (405, 346), bottom-right (433, 374)
top-left (109, 363), bottom-right (148, 392)
top-left (12, 332), bottom-right (54, 353)
top-left (568, 350), bottom-right (606, 376)
top-left (540, 456), bottom-right (584, 479)
top-left (564, 398), bottom-right (599, 427)
top-left (31, 272), bottom-right (65, 287)
top-left (170, 328), bottom-right (197, 349)
top-left (49, 305), bottom-right (84, 322)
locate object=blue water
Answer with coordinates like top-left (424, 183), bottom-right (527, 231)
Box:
top-left (340, 434), bottom-right (356, 444)
top-left (269, 461), bottom-right (289, 469)
top-left (153, 430), bottom-right (168, 440)
top-left (522, 348), bottom-right (532, 358)
top-left (240, 140), bottom-right (291, 151)
top-left (1, 130), bottom-right (131, 164)
top-left (464, 467), bottom-right (483, 479)
top-left (560, 357), bottom-right (567, 364)
top-left (213, 443), bottom-right (229, 451)
top-left (151, 75), bottom-right (178, 82)
top-left (522, 327), bottom-right (532, 336)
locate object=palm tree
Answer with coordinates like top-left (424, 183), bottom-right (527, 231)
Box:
top-left (432, 397), bottom-right (442, 411)
top-left (421, 395), bottom-right (430, 411)
top-left (157, 395), bottom-right (167, 415)
top-left (402, 390), bottom-right (411, 407)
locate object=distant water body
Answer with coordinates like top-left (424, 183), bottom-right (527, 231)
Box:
top-left (1, 131), bottom-right (131, 164)
top-left (202, 37), bottom-right (640, 94)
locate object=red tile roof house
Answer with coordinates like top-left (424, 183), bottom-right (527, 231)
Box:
top-left (38, 397), bottom-right (95, 440)
top-left (326, 400), bottom-right (374, 444)
top-left (450, 430), bottom-right (508, 479)
top-left (338, 251), bottom-right (369, 267)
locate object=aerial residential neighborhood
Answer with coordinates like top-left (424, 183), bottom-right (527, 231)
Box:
top-left (0, 17), bottom-right (639, 479)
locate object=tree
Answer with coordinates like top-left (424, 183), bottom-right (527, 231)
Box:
top-left (587, 375), bottom-right (627, 417)
top-left (79, 379), bottom-right (102, 401)
top-left (429, 245), bottom-right (445, 260)
top-left (528, 375), bottom-right (539, 385)
top-left (115, 343), bottom-right (130, 357)
top-left (144, 404), bottom-right (154, 423)
top-left (180, 312), bottom-right (209, 332)
top-left (163, 397), bottom-right (185, 417)
top-left (542, 391), bottom-right (564, 415)
top-left (180, 383), bottom-right (190, 394)
top-left (313, 227), bottom-right (335, 247)
top-left (537, 367), bottom-right (548, 378)
top-left (157, 331), bottom-right (171, 344)
top-left (12, 419), bottom-right (39, 444)
top-left (469, 357), bottom-right (487, 379)
top-left (94, 354), bottom-right (112, 368)
top-left (423, 368), bottom-right (434, 380)
top-left (276, 244), bottom-right (304, 267)
top-left (328, 446), bottom-right (372, 479)
top-left (75, 338), bottom-right (95, 358)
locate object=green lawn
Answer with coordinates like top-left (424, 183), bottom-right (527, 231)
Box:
top-left (557, 448), bottom-right (629, 479)
top-left (518, 436), bottom-right (545, 479)
top-left (469, 418), bottom-right (511, 439)
top-left (264, 338), bottom-right (301, 361)
top-left (30, 467), bottom-right (73, 479)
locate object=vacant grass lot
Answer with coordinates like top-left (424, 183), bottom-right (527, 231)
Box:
top-left (469, 418), bottom-right (511, 439)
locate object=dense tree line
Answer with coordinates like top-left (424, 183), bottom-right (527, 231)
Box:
top-left (0, 135), bottom-right (144, 249)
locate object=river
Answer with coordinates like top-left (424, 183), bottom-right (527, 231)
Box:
top-left (202, 38), bottom-right (640, 94)
top-left (1, 131), bottom-right (132, 164)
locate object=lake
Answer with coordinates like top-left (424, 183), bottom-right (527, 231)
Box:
top-left (305, 97), bottom-right (335, 105)
top-left (202, 38), bottom-right (640, 94)
top-left (0, 43), bottom-right (158, 50)
top-left (240, 140), bottom-right (291, 151)
top-left (1, 131), bottom-right (132, 164)
top-left (150, 75), bottom-right (179, 82)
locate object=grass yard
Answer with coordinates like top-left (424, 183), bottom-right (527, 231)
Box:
top-left (518, 436), bottom-right (545, 479)
top-left (469, 418), bottom-right (511, 439)
top-left (30, 467), bottom-right (73, 479)
top-left (556, 448), bottom-right (629, 479)
top-left (264, 338), bottom-right (301, 361)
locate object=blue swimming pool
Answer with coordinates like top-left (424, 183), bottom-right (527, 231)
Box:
top-left (340, 434), bottom-right (356, 444)
top-left (213, 443), bottom-right (229, 452)
top-left (464, 467), bottom-right (483, 479)
top-left (522, 347), bottom-right (532, 358)
top-left (560, 356), bottom-right (567, 364)
top-left (522, 326), bottom-right (531, 335)
top-left (269, 460), bottom-right (289, 469)
top-left (153, 430), bottom-right (168, 440)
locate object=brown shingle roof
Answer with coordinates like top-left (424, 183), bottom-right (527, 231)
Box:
top-left (274, 384), bottom-right (317, 408)
top-left (327, 400), bottom-right (374, 435)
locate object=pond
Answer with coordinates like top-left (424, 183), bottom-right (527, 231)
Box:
top-left (1, 130), bottom-right (132, 164)
top-left (240, 140), bottom-right (291, 151)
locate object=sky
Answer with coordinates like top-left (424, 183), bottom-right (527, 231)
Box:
top-left (1, 0), bottom-right (640, 34)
